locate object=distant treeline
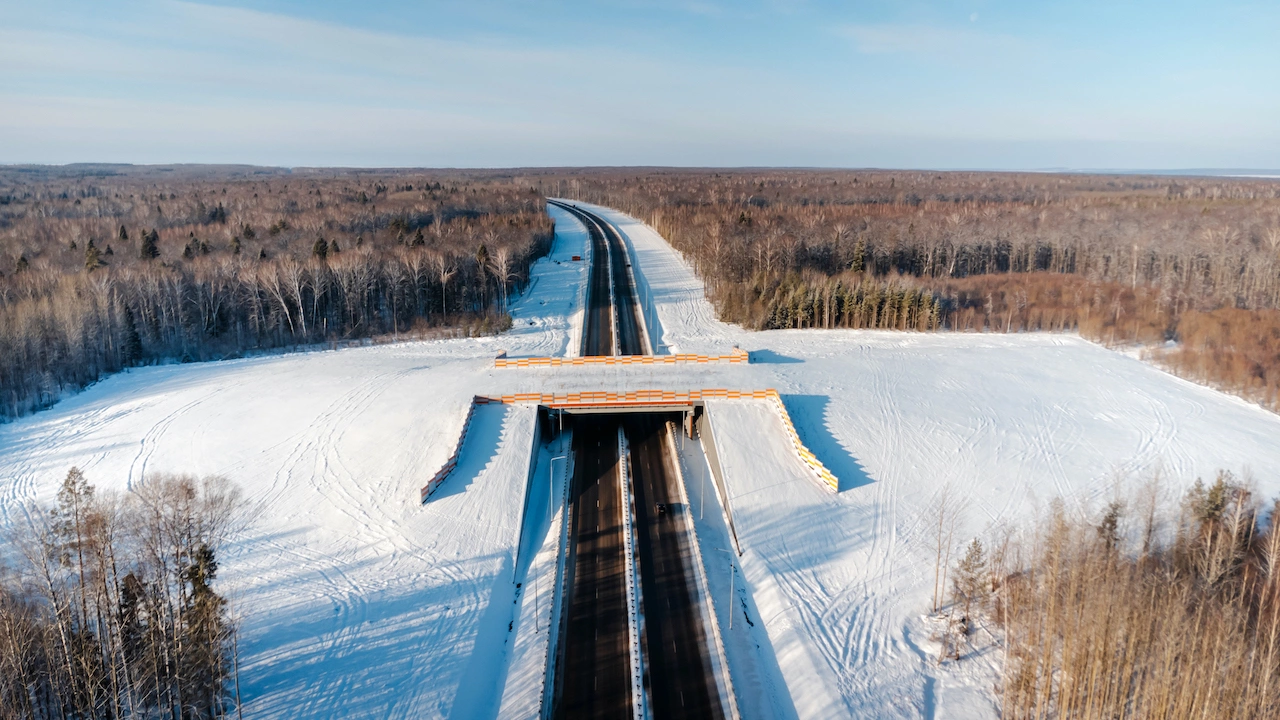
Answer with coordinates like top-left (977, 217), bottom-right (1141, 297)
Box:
top-left (550, 169), bottom-right (1280, 411)
top-left (0, 168), bottom-right (553, 419)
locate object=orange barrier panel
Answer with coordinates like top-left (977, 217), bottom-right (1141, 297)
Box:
top-left (420, 396), bottom-right (483, 503)
top-left (493, 347), bottom-right (749, 369)
top-left (764, 389), bottom-right (839, 493)
top-left (425, 386), bottom-right (836, 502)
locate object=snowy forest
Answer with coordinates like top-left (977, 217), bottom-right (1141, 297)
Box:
top-left (553, 169), bottom-right (1280, 411)
top-left (0, 470), bottom-right (245, 719)
top-left (0, 167), bottom-right (554, 420)
top-left (931, 471), bottom-right (1280, 719)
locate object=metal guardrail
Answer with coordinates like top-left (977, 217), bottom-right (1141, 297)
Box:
top-left (618, 427), bottom-right (647, 720)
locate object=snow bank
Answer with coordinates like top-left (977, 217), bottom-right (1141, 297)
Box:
top-left (505, 203), bottom-right (590, 358)
top-left (497, 431), bottom-right (573, 719)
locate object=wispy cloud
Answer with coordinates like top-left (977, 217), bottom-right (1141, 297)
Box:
top-left (836, 23), bottom-right (1029, 60)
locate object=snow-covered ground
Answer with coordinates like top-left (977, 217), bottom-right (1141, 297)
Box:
top-left (3, 201), bottom-right (1280, 719)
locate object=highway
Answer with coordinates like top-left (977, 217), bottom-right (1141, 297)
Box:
top-left (599, 212), bottom-right (648, 356)
top-left (548, 200), bottom-right (723, 719)
top-left (548, 200), bottom-right (616, 357)
top-left (556, 417), bottom-right (632, 719)
top-left (627, 413), bottom-right (724, 719)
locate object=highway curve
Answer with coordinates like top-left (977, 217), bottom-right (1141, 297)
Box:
top-left (548, 200), bottom-right (615, 357)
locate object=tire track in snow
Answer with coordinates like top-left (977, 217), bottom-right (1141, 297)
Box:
top-left (1, 404), bottom-right (113, 526)
top-left (127, 387), bottom-right (227, 489)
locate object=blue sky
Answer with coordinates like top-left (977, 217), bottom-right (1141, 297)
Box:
top-left (2, 0), bottom-right (1277, 168)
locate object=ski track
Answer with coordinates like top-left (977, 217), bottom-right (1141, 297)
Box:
top-left (4, 204), bottom-right (1280, 719)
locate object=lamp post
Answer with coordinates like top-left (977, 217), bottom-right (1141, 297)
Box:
top-left (714, 548), bottom-right (735, 629)
top-left (539, 454), bottom-right (566, 633)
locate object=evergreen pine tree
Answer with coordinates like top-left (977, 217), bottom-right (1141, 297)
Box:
top-left (140, 229), bottom-right (160, 260)
top-left (313, 237), bottom-right (329, 260)
top-left (952, 538), bottom-right (989, 618)
top-left (84, 238), bottom-right (102, 271)
top-left (122, 306), bottom-right (143, 365)
top-left (182, 542), bottom-right (229, 716)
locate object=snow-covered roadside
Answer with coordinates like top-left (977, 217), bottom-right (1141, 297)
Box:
top-left (496, 431), bottom-right (573, 719)
top-left (704, 399), bottom-right (852, 717)
top-left (665, 424), bottom-right (739, 719)
top-left (505, 203), bottom-right (591, 358)
top-left (678, 426), bottom-right (797, 720)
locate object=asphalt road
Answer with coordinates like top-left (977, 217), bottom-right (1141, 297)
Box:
top-left (599, 216), bottom-right (648, 356)
top-left (556, 417), bottom-right (632, 719)
top-left (626, 414), bottom-right (723, 720)
top-left (549, 201), bottom-right (721, 718)
top-left (548, 200), bottom-right (614, 357)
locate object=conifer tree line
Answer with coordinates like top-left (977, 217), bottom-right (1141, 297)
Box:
top-left (940, 472), bottom-right (1280, 718)
top-left (0, 168), bottom-right (554, 420)
top-left (548, 169), bottom-right (1280, 410)
top-left (0, 469), bottom-right (246, 719)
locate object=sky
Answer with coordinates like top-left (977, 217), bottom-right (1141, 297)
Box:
top-left (1, 0), bottom-right (1278, 169)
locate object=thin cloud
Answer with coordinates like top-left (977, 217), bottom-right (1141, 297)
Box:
top-left (837, 23), bottom-right (1029, 60)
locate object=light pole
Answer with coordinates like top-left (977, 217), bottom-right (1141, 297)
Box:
top-left (700, 456), bottom-right (706, 521)
top-left (540, 454), bottom-right (566, 633)
top-left (714, 548), bottom-right (735, 629)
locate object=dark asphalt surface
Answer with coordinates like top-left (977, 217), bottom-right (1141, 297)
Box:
top-left (548, 200), bottom-right (614, 357)
top-left (626, 414), bottom-right (723, 720)
top-left (556, 417), bottom-right (632, 720)
top-left (599, 217), bottom-right (647, 356)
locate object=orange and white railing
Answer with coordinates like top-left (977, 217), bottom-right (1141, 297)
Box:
top-left (475, 386), bottom-right (769, 409)
top-left (494, 347), bottom-right (748, 369)
top-left (424, 386), bottom-right (838, 503)
top-left (764, 389), bottom-right (839, 493)
top-left (420, 397), bottom-right (483, 503)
